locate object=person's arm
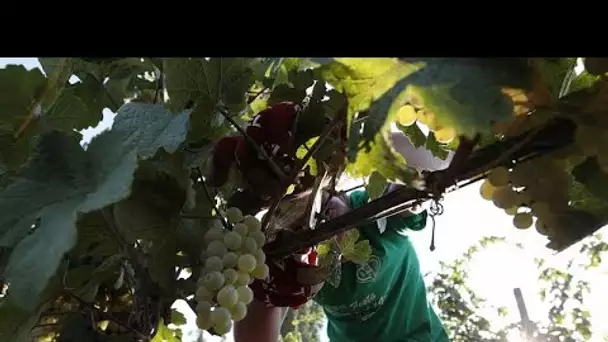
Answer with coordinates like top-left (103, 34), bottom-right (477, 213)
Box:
top-left (233, 299), bottom-right (289, 342)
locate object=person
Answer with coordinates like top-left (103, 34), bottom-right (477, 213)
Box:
top-left (234, 131), bottom-right (454, 342)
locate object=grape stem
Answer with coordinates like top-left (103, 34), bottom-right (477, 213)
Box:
top-left (194, 167), bottom-right (231, 230)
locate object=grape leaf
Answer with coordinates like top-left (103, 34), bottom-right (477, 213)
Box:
top-left (319, 58), bottom-right (418, 129)
top-left (268, 83), bottom-right (307, 105)
top-left (398, 122), bottom-right (426, 148)
top-left (318, 59), bottom-right (420, 179)
top-left (38, 58), bottom-right (74, 110)
top-left (296, 138), bottom-right (319, 176)
top-left (307, 58), bottom-right (334, 66)
top-left (0, 65), bottom-right (46, 130)
top-left (338, 229), bottom-right (372, 265)
top-left (0, 301), bottom-right (40, 342)
top-left (147, 234), bottom-right (178, 292)
top-left (171, 309), bottom-right (187, 326)
top-left (0, 103), bottom-right (189, 312)
top-left (152, 319), bottom-right (180, 342)
top-left (345, 130), bottom-right (419, 183)
top-left (322, 89), bottom-right (347, 117)
top-left (426, 132), bottom-right (450, 160)
top-left (164, 58), bottom-right (254, 140)
top-left (295, 100), bottom-right (327, 147)
top-left (58, 313), bottom-right (106, 341)
top-left (0, 126), bottom-right (34, 172)
top-left (572, 158), bottom-right (608, 203)
top-left (315, 240), bottom-right (332, 257)
top-left (45, 82), bottom-right (107, 131)
top-left (397, 58), bottom-right (535, 137)
top-left (366, 171), bottom-right (387, 200)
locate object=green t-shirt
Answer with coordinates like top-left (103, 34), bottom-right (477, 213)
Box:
top-left (313, 191), bottom-right (449, 342)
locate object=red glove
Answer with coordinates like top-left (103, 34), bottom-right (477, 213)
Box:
top-left (250, 247), bottom-right (323, 309)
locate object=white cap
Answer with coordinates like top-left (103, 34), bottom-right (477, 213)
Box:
top-left (390, 128), bottom-right (454, 172)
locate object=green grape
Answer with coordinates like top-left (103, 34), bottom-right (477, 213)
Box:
top-left (249, 231), bottom-right (266, 247)
top-left (396, 104), bottom-right (417, 126)
top-left (196, 315), bottom-right (213, 330)
top-left (504, 207), bottom-right (518, 216)
top-left (223, 268), bottom-right (238, 285)
top-left (535, 219), bottom-right (549, 236)
top-left (196, 300), bottom-right (213, 317)
top-left (492, 187), bottom-right (519, 209)
top-left (487, 167), bottom-right (510, 187)
top-left (204, 271), bottom-right (225, 291)
top-left (251, 263), bottom-right (269, 280)
top-left (434, 126), bottom-right (456, 144)
top-left (205, 256), bottom-right (224, 273)
top-left (230, 302), bottom-right (248, 321)
top-left (214, 319), bottom-right (233, 335)
top-left (217, 285), bottom-right (238, 308)
top-left (253, 249), bottom-right (266, 265)
top-left (416, 110), bottom-right (439, 131)
top-left (196, 275), bottom-right (205, 287)
top-left (243, 215), bottom-right (262, 232)
top-left (196, 284), bottom-right (214, 302)
top-left (207, 240), bottom-right (228, 257)
top-left (222, 252), bottom-right (239, 269)
top-left (513, 213), bottom-right (533, 229)
top-left (226, 207), bottom-right (244, 224)
top-left (241, 237), bottom-right (258, 254)
top-left (204, 225), bottom-right (225, 243)
top-left (236, 285), bottom-right (254, 305)
top-left (238, 254), bottom-right (257, 273)
top-left (479, 180), bottom-right (496, 201)
top-left (236, 271), bottom-right (251, 286)
top-left (224, 231), bottom-right (243, 251)
top-left (233, 223), bottom-right (249, 236)
top-left (211, 307), bottom-right (232, 328)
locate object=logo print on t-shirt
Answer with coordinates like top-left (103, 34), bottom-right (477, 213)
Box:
top-left (356, 255), bottom-right (381, 283)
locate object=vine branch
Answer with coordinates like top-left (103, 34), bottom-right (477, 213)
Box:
top-left (265, 117), bottom-right (579, 259)
top-left (248, 87), bottom-right (269, 104)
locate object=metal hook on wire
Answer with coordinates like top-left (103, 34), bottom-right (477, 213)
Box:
top-left (428, 199), bottom-right (444, 252)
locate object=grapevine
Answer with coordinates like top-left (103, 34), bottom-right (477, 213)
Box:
top-left (0, 57), bottom-right (607, 341)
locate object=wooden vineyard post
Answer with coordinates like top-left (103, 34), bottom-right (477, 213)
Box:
top-left (513, 287), bottom-right (533, 340)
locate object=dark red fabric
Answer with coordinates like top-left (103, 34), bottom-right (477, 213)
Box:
top-left (207, 136), bottom-right (242, 187)
top-left (250, 248), bottom-right (322, 309)
top-left (207, 102), bottom-right (299, 190)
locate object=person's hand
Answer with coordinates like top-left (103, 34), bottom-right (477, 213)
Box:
top-left (249, 246), bottom-right (323, 309)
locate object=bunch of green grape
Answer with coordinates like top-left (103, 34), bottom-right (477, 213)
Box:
top-left (395, 104), bottom-right (457, 144)
top-left (479, 158), bottom-right (571, 235)
top-left (195, 207), bottom-right (270, 335)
